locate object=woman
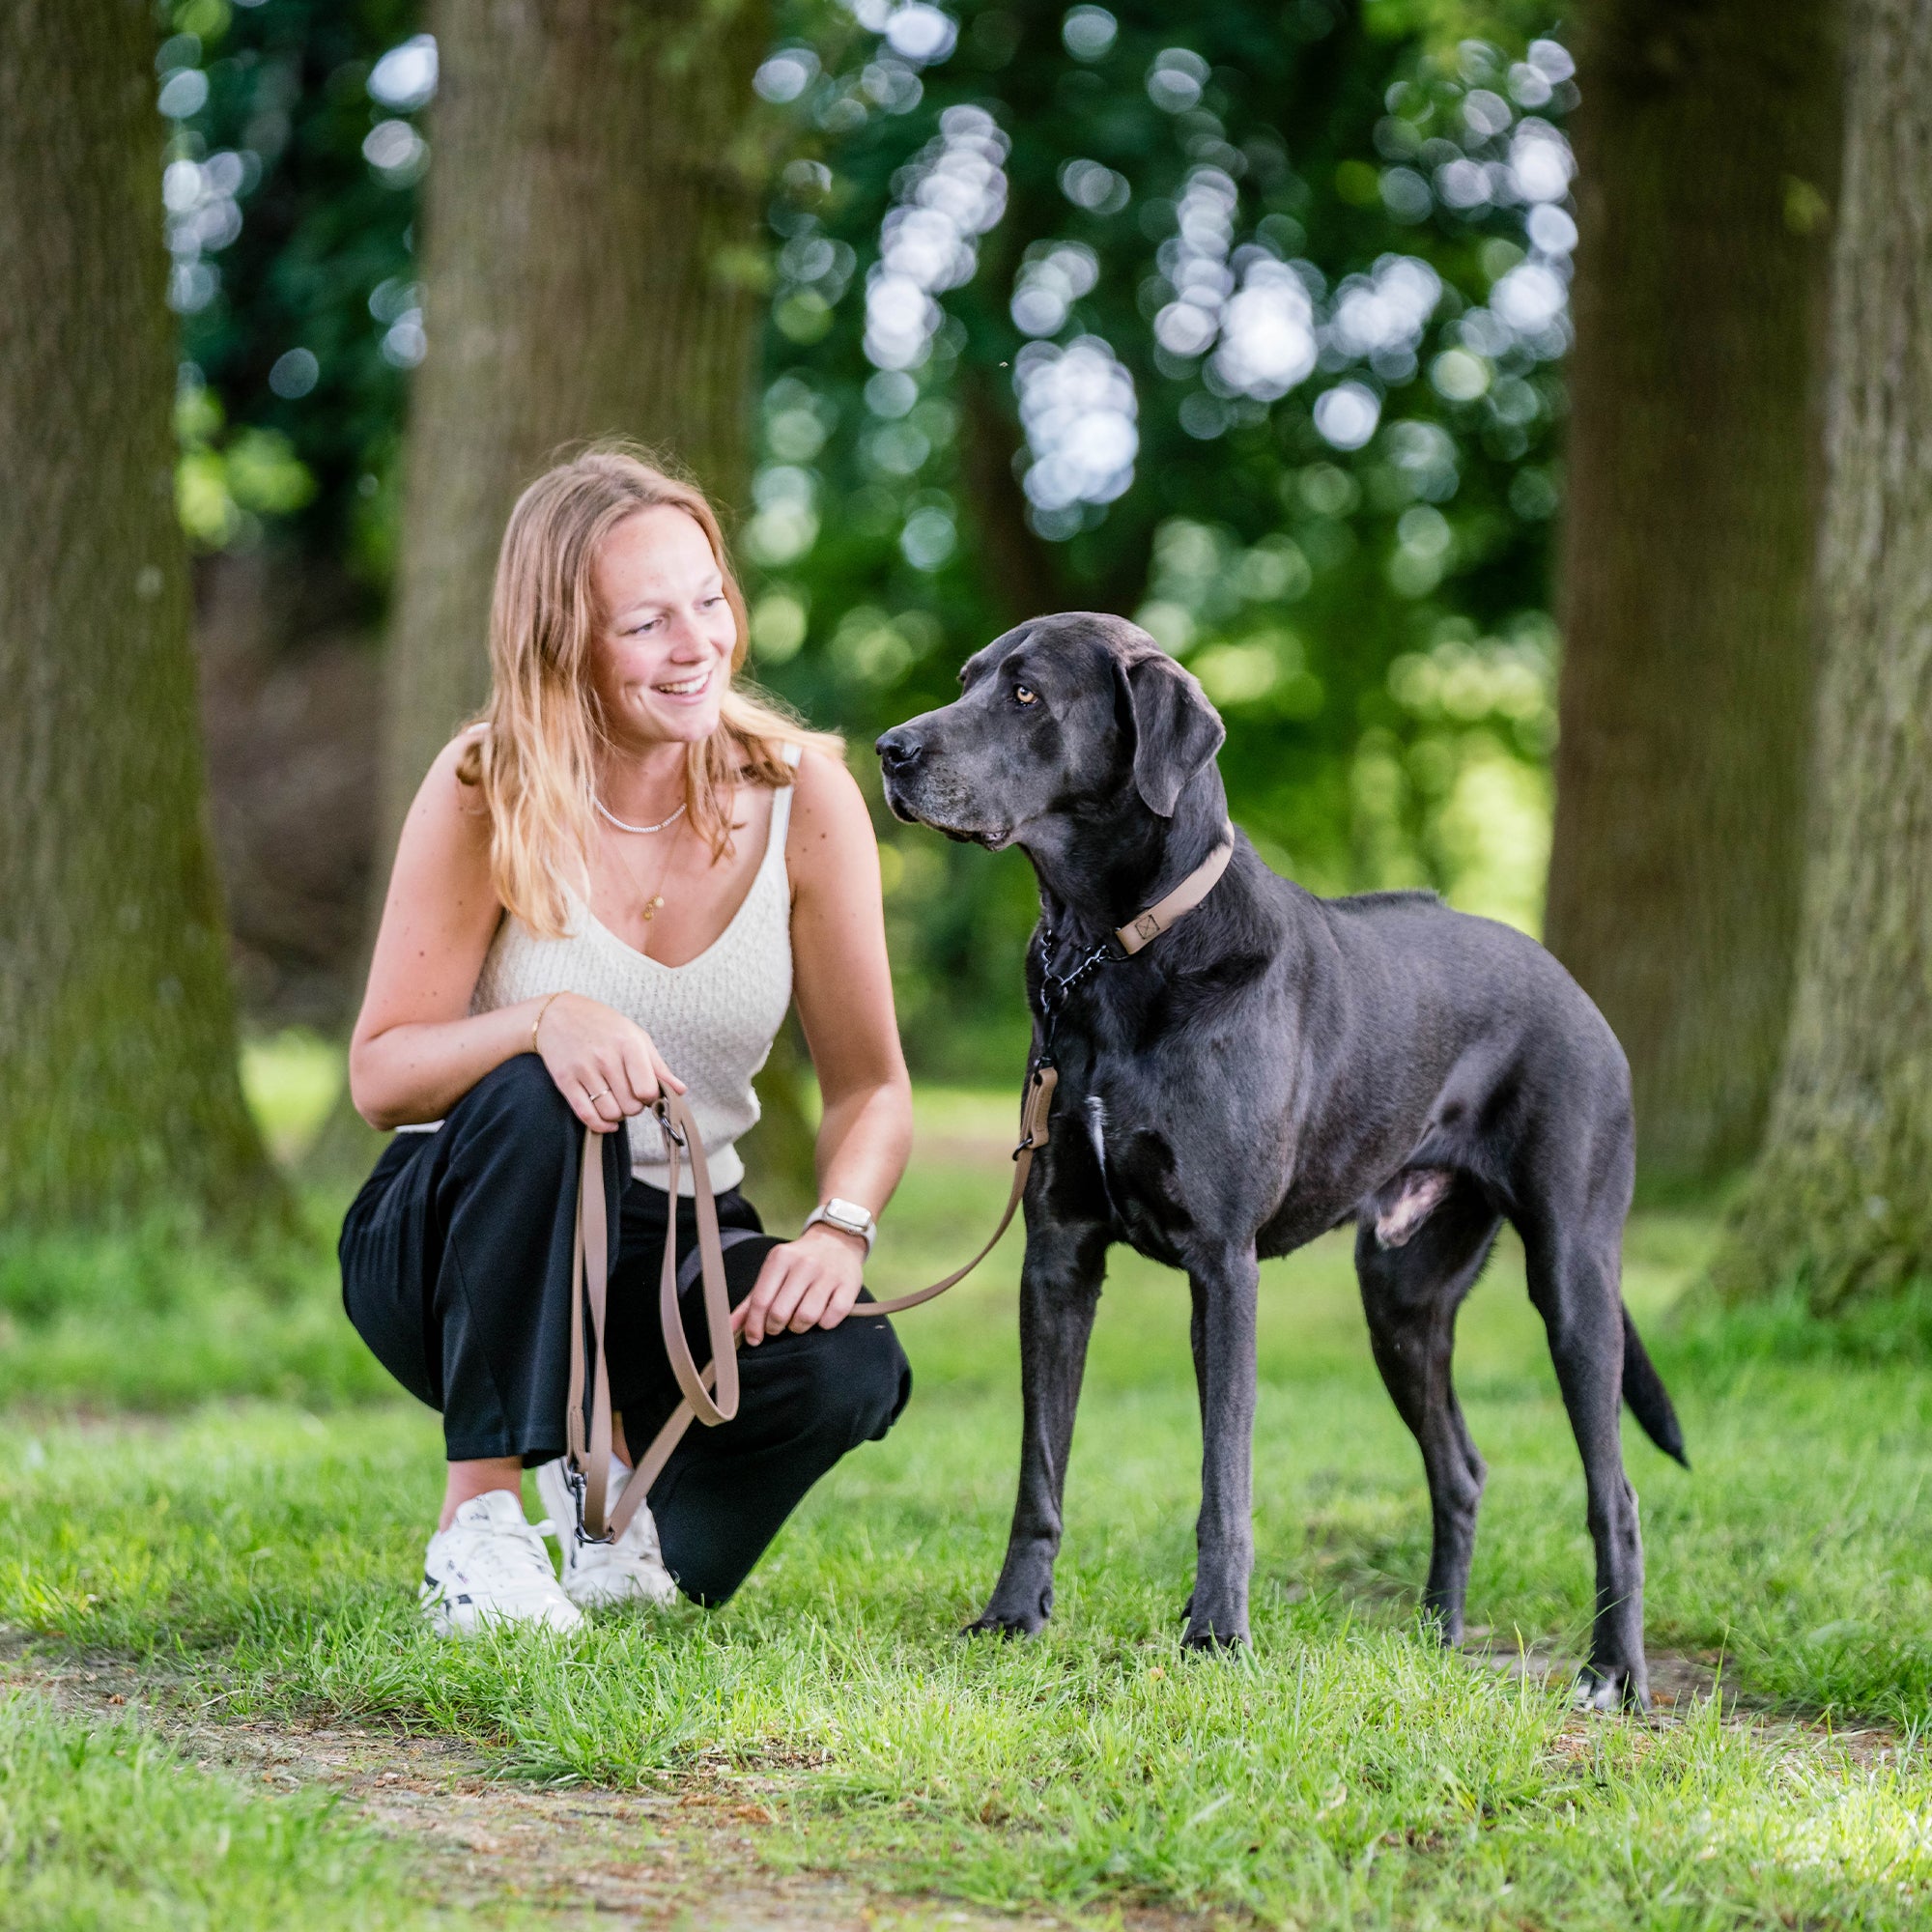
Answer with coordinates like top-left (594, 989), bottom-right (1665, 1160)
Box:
top-left (341, 445), bottom-right (914, 1634)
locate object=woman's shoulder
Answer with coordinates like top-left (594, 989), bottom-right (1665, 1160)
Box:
top-left (432, 723), bottom-right (492, 793)
top-left (787, 741), bottom-right (865, 813)
top-left (402, 726), bottom-right (495, 850)
top-left (783, 742), bottom-right (874, 877)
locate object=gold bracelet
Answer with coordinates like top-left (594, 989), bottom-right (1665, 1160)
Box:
top-left (531, 990), bottom-right (564, 1055)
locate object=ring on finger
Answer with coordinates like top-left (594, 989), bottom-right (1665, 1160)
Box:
top-left (584, 1086), bottom-right (611, 1103)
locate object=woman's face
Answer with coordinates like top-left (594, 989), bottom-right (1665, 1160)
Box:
top-left (588, 505), bottom-right (738, 751)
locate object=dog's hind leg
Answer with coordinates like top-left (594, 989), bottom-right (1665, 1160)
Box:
top-left (1354, 1177), bottom-right (1501, 1645)
top-left (1521, 1216), bottom-right (1650, 1712)
top-left (967, 1215), bottom-right (1109, 1639)
top-left (1183, 1241), bottom-right (1263, 1649)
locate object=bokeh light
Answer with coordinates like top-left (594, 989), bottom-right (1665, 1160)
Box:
top-left (1062, 6), bottom-right (1118, 60)
top-left (1313, 382), bottom-right (1380, 450)
top-left (367, 35), bottom-right (438, 113)
top-left (1015, 335), bottom-right (1139, 537)
top-left (864, 106), bottom-right (1009, 371)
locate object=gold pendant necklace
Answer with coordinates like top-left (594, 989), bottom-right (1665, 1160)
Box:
top-left (607, 811), bottom-right (685, 947)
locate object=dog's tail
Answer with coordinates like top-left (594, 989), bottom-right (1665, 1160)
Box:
top-left (1621, 1304), bottom-right (1688, 1467)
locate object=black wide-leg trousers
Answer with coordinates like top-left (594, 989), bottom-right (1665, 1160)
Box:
top-left (339, 1054), bottom-right (912, 1605)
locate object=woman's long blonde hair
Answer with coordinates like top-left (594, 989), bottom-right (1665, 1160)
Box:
top-left (457, 443), bottom-right (839, 939)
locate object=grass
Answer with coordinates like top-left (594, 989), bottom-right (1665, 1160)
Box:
top-left (0, 1697), bottom-right (457, 1931)
top-left (5, 1042), bottom-right (1932, 1926)
top-left (0, 1208), bottom-right (389, 1412)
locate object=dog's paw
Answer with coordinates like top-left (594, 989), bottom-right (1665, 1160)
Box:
top-left (963, 1583), bottom-right (1053, 1639)
top-left (1180, 1613), bottom-right (1249, 1652)
top-left (1574, 1662), bottom-right (1649, 1715)
top-left (963, 1608), bottom-right (1047, 1639)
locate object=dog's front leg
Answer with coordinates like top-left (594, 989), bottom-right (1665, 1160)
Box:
top-left (1184, 1243), bottom-right (1261, 1649)
top-left (967, 1217), bottom-right (1108, 1637)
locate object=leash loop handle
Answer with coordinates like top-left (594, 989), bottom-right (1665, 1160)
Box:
top-left (566, 1063), bottom-right (1058, 1545)
top-left (566, 1089), bottom-right (737, 1546)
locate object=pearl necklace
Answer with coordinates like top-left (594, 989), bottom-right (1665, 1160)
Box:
top-left (595, 796), bottom-right (688, 836)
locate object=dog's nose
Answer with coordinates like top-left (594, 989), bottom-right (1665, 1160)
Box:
top-left (875, 728), bottom-right (923, 775)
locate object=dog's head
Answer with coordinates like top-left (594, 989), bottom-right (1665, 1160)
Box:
top-left (875, 612), bottom-right (1225, 849)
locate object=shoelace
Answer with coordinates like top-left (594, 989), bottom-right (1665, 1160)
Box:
top-left (451, 1515), bottom-right (560, 1592)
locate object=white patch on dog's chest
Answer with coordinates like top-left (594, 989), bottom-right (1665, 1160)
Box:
top-left (1083, 1094), bottom-right (1121, 1219)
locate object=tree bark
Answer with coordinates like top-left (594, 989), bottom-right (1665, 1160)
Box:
top-left (0, 0), bottom-right (284, 1231)
top-left (379, 0), bottom-right (771, 848)
top-left (1713, 0), bottom-right (1932, 1307)
top-left (1544, 0), bottom-right (1838, 1187)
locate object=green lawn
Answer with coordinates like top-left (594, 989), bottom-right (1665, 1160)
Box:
top-left (4, 1052), bottom-right (1932, 1926)
top-left (0, 1697), bottom-right (460, 1932)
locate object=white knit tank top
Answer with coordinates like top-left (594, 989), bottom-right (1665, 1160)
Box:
top-left (469, 745), bottom-right (799, 1196)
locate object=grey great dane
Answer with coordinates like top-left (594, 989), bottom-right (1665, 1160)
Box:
top-left (876, 612), bottom-right (1686, 1710)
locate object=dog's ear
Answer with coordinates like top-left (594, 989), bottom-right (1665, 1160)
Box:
top-left (1120, 652), bottom-right (1225, 816)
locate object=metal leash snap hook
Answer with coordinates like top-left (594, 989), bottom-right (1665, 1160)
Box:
top-left (653, 1097), bottom-right (688, 1150)
top-left (564, 1461), bottom-right (611, 1548)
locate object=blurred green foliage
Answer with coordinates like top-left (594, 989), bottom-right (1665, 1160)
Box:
top-left (157, 0), bottom-right (1570, 1071)
top-left (158, 0), bottom-right (418, 588)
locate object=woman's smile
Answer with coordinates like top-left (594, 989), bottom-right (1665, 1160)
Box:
top-left (648, 666), bottom-right (715, 701)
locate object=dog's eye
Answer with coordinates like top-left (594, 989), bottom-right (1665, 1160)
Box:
top-left (1014, 684), bottom-right (1038, 707)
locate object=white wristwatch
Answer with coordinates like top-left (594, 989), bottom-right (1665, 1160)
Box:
top-left (802, 1196), bottom-right (878, 1254)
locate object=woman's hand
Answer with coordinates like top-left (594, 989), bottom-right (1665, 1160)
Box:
top-left (734, 1224), bottom-right (867, 1344)
top-left (533, 992), bottom-right (686, 1132)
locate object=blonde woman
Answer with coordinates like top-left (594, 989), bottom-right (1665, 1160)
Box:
top-left (341, 446), bottom-right (913, 1634)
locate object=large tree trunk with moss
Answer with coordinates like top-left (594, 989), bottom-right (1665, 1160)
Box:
top-left (1543, 0), bottom-right (1838, 1189)
top-left (0, 0), bottom-right (284, 1232)
top-left (1712, 0), bottom-right (1932, 1307)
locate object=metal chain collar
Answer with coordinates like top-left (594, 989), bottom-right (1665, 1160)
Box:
top-left (1034, 923), bottom-right (1117, 1065)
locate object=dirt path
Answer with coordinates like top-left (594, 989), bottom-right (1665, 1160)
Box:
top-left (2, 1634), bottom-right (1900, 1927)
top-left (0, 1638), bottom-right (1191, 1931)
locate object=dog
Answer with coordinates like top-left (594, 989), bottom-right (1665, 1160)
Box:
top-left (876, 612), bottom-right (1686, 1710)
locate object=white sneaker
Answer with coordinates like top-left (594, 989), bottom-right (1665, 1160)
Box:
top-left (534, 1457), bottom-right (680, 1609)
top-left (420, 1490), bottom-right (584, 1637)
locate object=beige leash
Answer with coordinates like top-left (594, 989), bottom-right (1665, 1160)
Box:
top-left (566, 1065), bottom-right (1058, 1542)
top-left (562, 825), bottom-right (1231, 1546)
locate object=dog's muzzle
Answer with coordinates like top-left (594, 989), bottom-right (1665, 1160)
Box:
top-left (875, 725), bottom-right (923, 823)
top-left (874, 725), bottom-right (1008, 844)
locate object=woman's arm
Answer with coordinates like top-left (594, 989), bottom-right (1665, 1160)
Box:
top-left (349, 736), bottom-right (681, 1133)
top-left (735, 748), bottom-right (913, 1344)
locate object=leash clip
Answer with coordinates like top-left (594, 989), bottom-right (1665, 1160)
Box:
top-left (653, 1098), bottom-right (689, 1150)
top-left (562, 1459), bottom-right (611, 1548)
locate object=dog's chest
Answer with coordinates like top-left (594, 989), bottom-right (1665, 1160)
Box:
top-left (1064, 1078), bottom-right (1195, 1264)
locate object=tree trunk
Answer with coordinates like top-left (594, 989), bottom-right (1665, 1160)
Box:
top-left (379, 0), bottom-right (770, 849)
top-left (1713, 0), bottom-right (1932, 1307)
top-left (0, 0), bottom-right (284, 1232)
top-left (1544, 0), bottom-right (1838, 1188)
